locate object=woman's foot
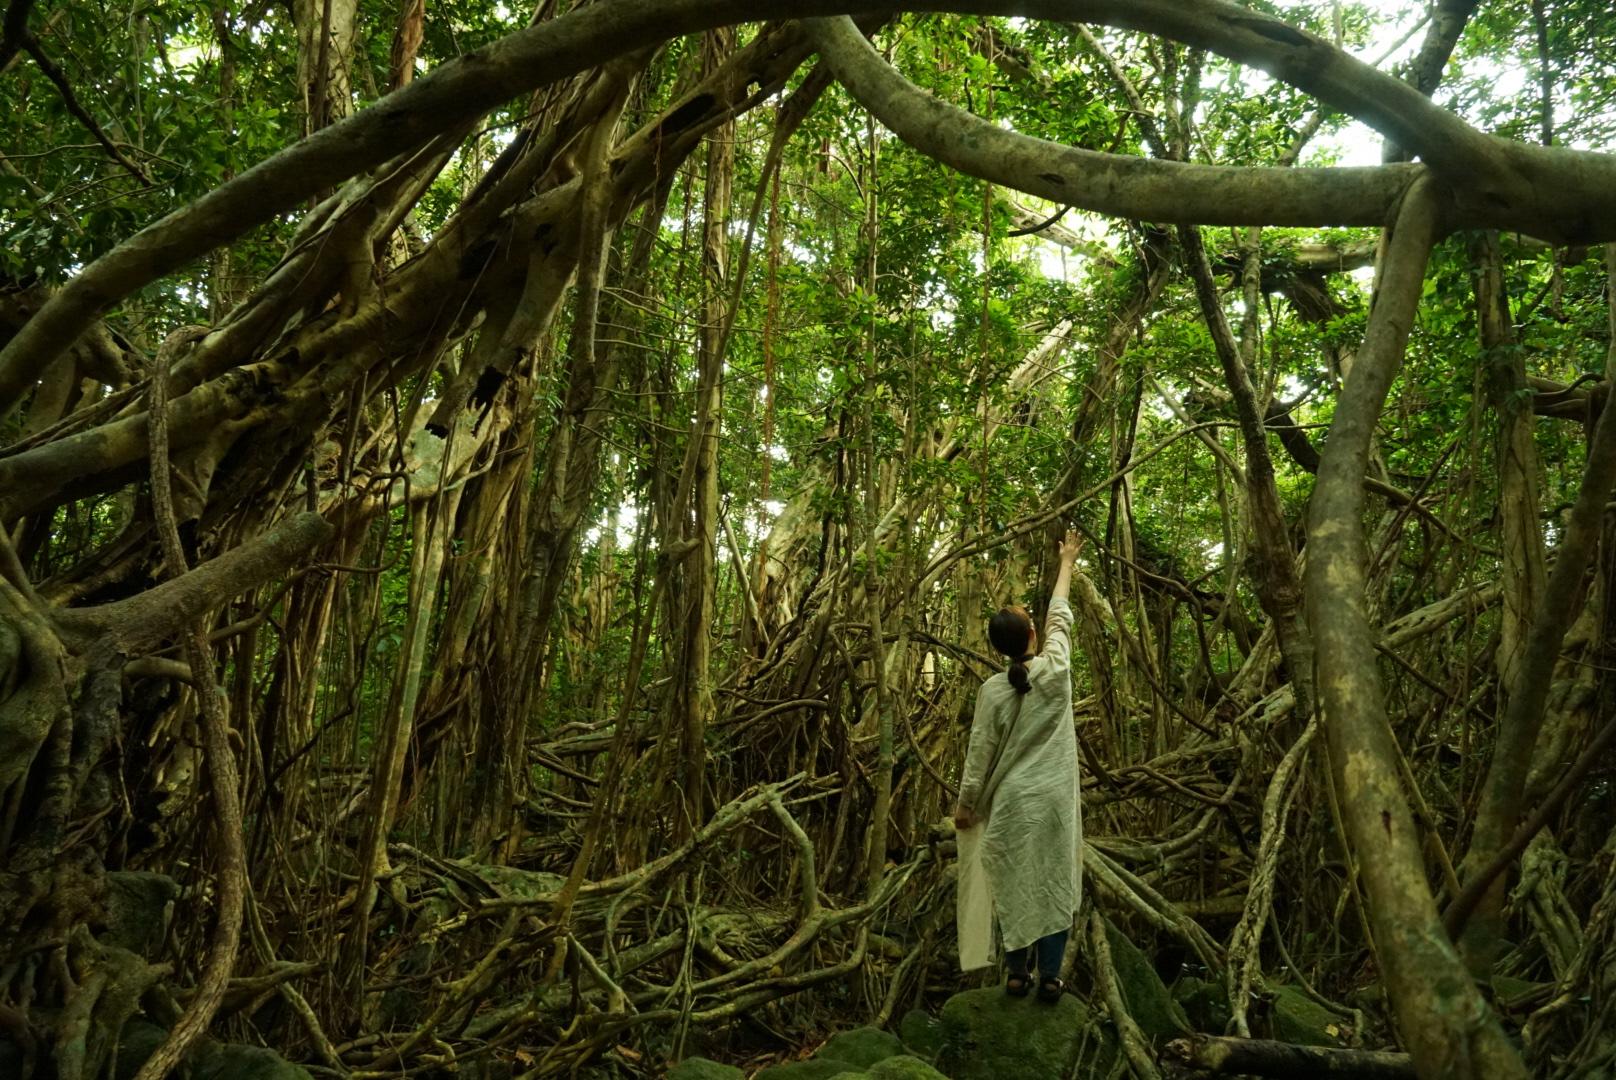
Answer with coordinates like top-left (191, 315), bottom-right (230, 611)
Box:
top-left (1005, 973), bottom-right (1033, 997)
top-left (1036, 976), bottom-right (1065, 1003)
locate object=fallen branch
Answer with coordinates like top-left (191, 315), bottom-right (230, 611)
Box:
top-left (1165, 1034), bottom-right (1415, 1078)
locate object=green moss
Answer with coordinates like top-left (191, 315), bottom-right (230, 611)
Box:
top-left (116, 1021), bottom-right (314, 1080)
top-left (101, 872), bottom-right (179, 958)
top-left (1104, 920), bottom-right (1191, 1040)
top-left (755, 1059), bottom-right (862, 1080)
top-left (815, 1026), bottom-right (905, 1067)
top-left (898, 1008), bottom-right (946, 1060)
top-left (867, 1055), bottom-right (950, 1078)
top-left (1267, 985), bottom-right (1347, 1047)
top-left (936, 987), bottom-right (1117, 1080)
top-left (669, 1056), bottom-right (745, 1080)
top-left (1171, 975), bottom-right (1231, 1033)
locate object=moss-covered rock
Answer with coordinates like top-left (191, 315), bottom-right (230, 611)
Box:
top-left (195, 1042), bottom-right (316, 1080)
top-left (116, 1020), bottom-right (314, 1080)
top-left (898, 1008), bottom-right (945, 1060)
top-left (669, 1056), bottom-right (745, 1080)
top-left (101, 872), bottom-right (179, 958)
top-left (815, 1026), bottom-right (904, 1068)
top-left (1489, 974), bottom-right (1546, 1009)
top-left (1172, 974), bottom-right (1231, 1033)
top-left (867, 1055), bottom-right (950, 1078)
top-left (754, 1059), bottom-right (861, 1080)
top-left (116, 1022), bottom-right (168, 1080)
top-left (936, 986), bottom-right (1116, 1080)
top-left (1267, 985), bottom-right (1346, 1047)
top-left (1104, 920), bottom-right (1191, 1040)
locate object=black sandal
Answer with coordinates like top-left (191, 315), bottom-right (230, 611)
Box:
top-left (1005, 973), bottom-right (1033, 997)
top-left (1036, 976), bottom-right (1065, 1003)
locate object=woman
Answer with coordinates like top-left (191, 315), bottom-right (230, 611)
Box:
top-left (954, 530), bottom-right (1083, 1001)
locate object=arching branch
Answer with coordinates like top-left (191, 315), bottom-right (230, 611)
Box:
top-left (804, 15), bottom-right (1415, 229)
top-left (7, 0), bottom-right (1616, 423)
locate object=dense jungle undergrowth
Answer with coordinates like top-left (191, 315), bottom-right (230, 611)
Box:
top-left (4, 0), bottom-right (1616, 1077)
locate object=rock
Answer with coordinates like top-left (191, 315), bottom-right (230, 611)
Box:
top-left (1104, 920), bottom-right (1191, 1040)
top-left (101, 872), bottom-right (179, 957)
top-left (1267, 984), bottom-right (1346, 1047)
top-left (754, 1060), bottom-right (862, 1080)
top-left (116, 1020), bottom-right (313, 1080)
top-left (867, 1055), bottom-right (950, 1078)
top-left (1489, 973), bottom-right (1545, 1008)
top-left (1172, 974), bottom-right (1231, 1034)
top-left (898, 1008), bottom-right (945, 1060)
top-left (1346, 982), bottom-right (1386, 1015)
top-left (669, 1057), bottom-right (745, 1080)
top-left (936, 986), bottom-right (1116, 1080)
top-left (115, 1021), bottom-right (169, 1079)
top-left (194, 1042), bottom-right (316, 1080)
top-left (815, 1026), bottom-right (905, 1068)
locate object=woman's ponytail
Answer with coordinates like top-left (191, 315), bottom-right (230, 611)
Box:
top-left (989, 607), bottom-right (1036, 695)
top-left (1007, 654), bottom-right (1033, 695)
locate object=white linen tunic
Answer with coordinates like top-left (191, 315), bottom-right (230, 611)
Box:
top-left (955, 596), bottom-right (1082, 970)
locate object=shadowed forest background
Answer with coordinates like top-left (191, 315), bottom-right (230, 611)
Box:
top-left (3, 1), bottom-right (1616, 1077)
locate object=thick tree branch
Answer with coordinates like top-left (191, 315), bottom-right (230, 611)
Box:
top-left (130, 332), bottom-right (248, 1080)
top-left (1304, 175), bottom-right (1527, 1078)
top-left (6, 0), bottom-right (1615, 425)
top-left (1455, 243), bottom-right (1616, 952)
top-left (1178, 224), bottom-right (1315, 725)
top-left (54, 511), bottom-right (334, 652)
top-left (806, 14), bottom-right (1416, 229)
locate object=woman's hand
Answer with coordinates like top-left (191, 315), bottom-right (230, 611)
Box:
top-left (953, 805), bottom-right (976, 831)
top-left (1057, 529), bottom-right (1083, 563)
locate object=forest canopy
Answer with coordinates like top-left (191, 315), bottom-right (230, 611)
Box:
top-left (2, 1), bottom-right (1616, 1078)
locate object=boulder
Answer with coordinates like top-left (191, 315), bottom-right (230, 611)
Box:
top-left (898, 1008), bottom-right (945, 1060)
top-left (1267, 985), bottom-right (1347, 1047)
top-left (669, 1057), bottom-right (745, 1080)
top-left (1172, 974), bottom-right (1231, 1034)
top-left (936, 987), bottom-right (1116, 1080)
top-left (867, 1055), bottom-right (950, 1078)
top-left (1489, 973), bottom-right (1546, 1009)
top-left (101, 872), bottom-right (179, 957)
top-left (754, 1060), bottom-right (861, 1080)
top-left (195, 1042), bottom-right (316, 1080)
top-left (815, 1026), bottom-right (905, 1068)
top-left (1104, 921), bottom-right (1191, 1040)
top-left (116, 1020), bottom-right (313, 1080)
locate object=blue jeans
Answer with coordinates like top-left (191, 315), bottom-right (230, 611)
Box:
top-left (1007, 929), bottom-right (1068, 979)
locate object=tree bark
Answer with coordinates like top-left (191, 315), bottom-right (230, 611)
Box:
top-left (1304, 175), bottom-right (1527, 1078)
top-left (678, 27), bottom-right (735, 837)
top-left (1457, 243), bottom-right (1616, 968)
top-left (1178, 224), bottom-right (1316, 730)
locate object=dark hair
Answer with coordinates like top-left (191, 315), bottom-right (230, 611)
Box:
top-left (988, 606), bottom-right (1035, 695)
